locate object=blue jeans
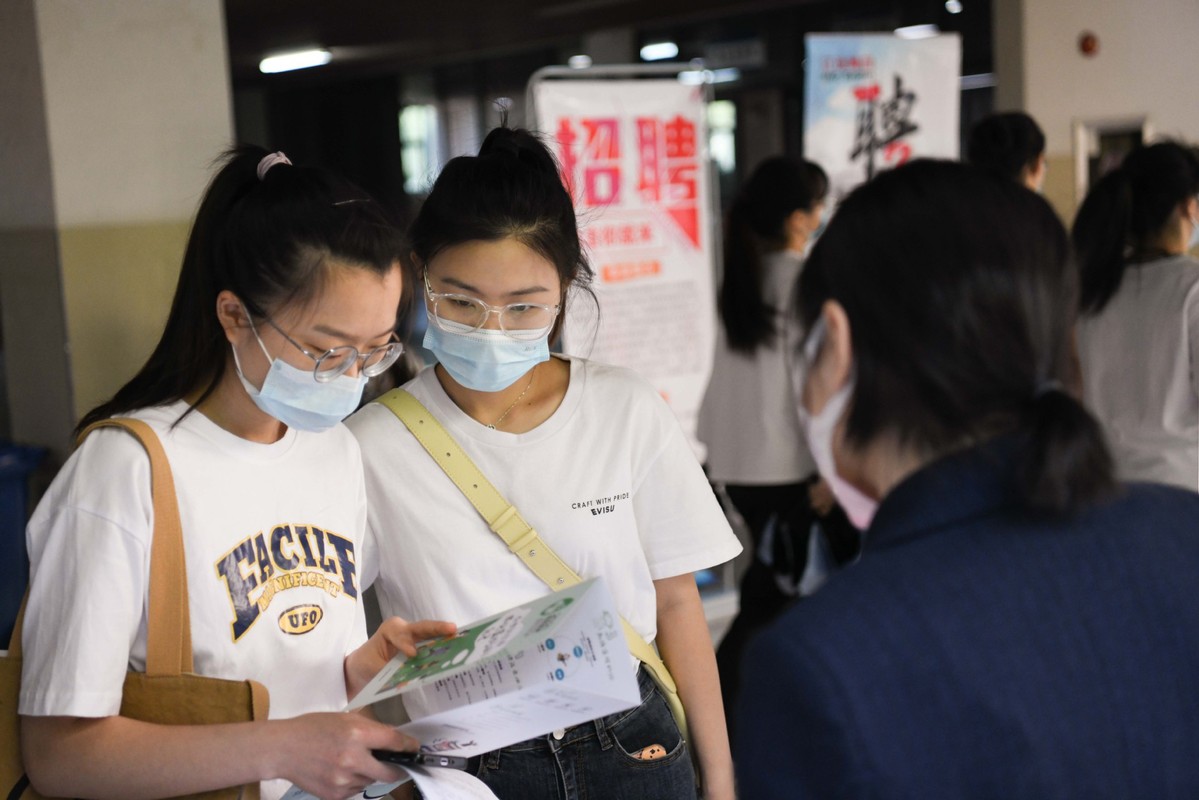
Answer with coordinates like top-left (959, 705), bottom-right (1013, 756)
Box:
top-left (468, 667), bottom-right (697, 800)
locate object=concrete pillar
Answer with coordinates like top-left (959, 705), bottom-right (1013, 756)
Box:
top-left (0, 0), bottom-right (233, 462)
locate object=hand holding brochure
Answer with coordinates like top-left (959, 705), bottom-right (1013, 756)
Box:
top-left (285, 577), bottom-right (640, 800)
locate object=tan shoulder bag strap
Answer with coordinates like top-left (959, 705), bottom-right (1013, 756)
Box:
top-left (6, 594), bottom-right (27, 656)
top-left (77, 419), bottom-right (191, 677)
top-left (375, 389), bottom-right (678, 694)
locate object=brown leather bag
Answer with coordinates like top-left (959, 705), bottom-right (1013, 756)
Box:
top-left (1, 418), bottom-right (269, 799)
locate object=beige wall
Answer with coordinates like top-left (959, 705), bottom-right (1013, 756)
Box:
top-left (56, 222), bottom-right (194, 417)
top-left (28, 0), bottom-right (233, 441)
top-left (995, 0), bottom-right (1199, 221)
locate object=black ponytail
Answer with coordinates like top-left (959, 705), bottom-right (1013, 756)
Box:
top-left (1074, 140), bottom-right (1199, 315)
top-left (720, 203), bottom-right (775, 352)
top-left (720, 157), bottom-right (827, 353)
top-left (1073, 167), bottom-right (1134, 314)
top-left (76, 145), bottom-right (405, 434)
top-left (1019, 388), bottom-right (1116, 514)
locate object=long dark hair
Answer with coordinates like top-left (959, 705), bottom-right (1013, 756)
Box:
top-left (720, 156), bottom-right (827, 353)
top-left (77, 145), bottom-right (406, 434)
top-left (797, 159), bottom-right (1115, 515)
top-left (409, 127), bottom-right (594, 342)
top-left (1073, 140), bottom-right (1199, 314)
top-left (966, 112), bottom-right (1046, 184)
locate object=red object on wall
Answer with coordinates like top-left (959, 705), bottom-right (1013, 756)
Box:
top-left (1078, 31), bottom-right (1099, 57)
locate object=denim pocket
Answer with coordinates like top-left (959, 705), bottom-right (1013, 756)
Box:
top-left (607, 687), bottom-right (686, 765)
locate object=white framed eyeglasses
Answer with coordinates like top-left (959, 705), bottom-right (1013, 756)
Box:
top-left (255, 316), bottom-right (404, 383)
top-left (423, 269), bottom-right (560, 342)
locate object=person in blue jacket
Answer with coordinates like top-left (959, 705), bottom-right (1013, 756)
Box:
top-left (735, 159), bottom-right (1199, 799)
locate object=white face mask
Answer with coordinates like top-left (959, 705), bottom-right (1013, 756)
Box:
top-left (1189, 198), bottom-right (1199, 250)
top-left (797, 321), bottom-right (879, 530)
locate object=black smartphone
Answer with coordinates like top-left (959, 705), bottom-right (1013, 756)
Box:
top-left (371, 749), bottom-right (469, 770)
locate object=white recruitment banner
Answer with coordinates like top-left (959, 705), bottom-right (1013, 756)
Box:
top-left (534, 78), bottom-right (716, 450)
top-left (805, 33), bottom-right (961, 204)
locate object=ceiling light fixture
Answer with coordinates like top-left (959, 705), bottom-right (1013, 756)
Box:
top-left (945, 0), bottom-right (963, 13)
top-left (640, 41), bottom-right (679, 61)
top-left (259, 48), bottom-right (332, 74)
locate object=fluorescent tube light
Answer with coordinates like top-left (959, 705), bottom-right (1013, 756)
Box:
top-left (259, 49), bottom-right (332, 74)
top-left (640, 41), bottom-right (679, 61)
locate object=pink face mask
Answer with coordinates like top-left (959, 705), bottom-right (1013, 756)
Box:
top-left (798, 321), bottom-right (879, 530)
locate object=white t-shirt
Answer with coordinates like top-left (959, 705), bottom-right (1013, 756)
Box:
top-left (20, 401), bottom-right (369, 800)
top-left (696, 250), bottom-right (816, 485)
top-left (1077, 254), bottom-right (1199, 490)
top-left (349, 357), bottom-right (741, 715)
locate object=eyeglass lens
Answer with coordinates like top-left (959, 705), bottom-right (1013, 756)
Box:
top-left (313, 343), bottom-right (403, 381)
top-left (433, 296), bottom-right (555, 340)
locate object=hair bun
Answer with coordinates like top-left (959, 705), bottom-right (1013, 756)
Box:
top-left (479, 127), bottom-right (560, 180)
top-left (482, 129), bottom-right (523, 158)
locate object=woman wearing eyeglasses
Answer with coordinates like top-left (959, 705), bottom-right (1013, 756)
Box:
top-left (348, 127), bottom-right (742, 800)
top-left (19, 147), bottom-right (454, 800)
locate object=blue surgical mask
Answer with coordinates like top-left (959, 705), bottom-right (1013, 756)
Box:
top-left (232, 328), bottom-right (366, 433)
top-left (423, 320), bottom-right (550, 392)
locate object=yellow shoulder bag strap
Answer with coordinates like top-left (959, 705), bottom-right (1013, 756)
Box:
top-left (374, 389), bottom-right (687, 738)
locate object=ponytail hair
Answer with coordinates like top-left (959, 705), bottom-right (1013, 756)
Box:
top-left (720, 156), bottom-right (827, 353)
top-left (409, 126), bottom-right (594, 343)
top-left (798, 159), bottom-right (1115, 516)
top-left (1019, 387), bottom-right (1115, 513)
top-left (1074, 140), bottom-right (1199, 314)
top-left (1073, 165), bottom-right (1134, 314)
top-left (77, 145), bottom-right (405, 434)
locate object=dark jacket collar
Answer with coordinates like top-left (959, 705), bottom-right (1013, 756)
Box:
top-left (864, 435), bottom-right (1024, 552)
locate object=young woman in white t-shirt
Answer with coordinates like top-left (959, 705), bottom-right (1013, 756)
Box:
top-left (19, 147), bottom-right (454, 800)
top-left (1073, 141), bottom-right (1199, 490)
top-left (348, 127), bottom-right (742, 800)
top-left (695, 156), bottom-right (860, 737)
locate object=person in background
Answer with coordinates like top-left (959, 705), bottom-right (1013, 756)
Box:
top-left (966, 111), bottom-right (1047, 191)
top-left (349, 126), bottom-right (742, 800)
top-left (696, 155), bottom-right (858, 738)
top-left (20, 147), bottom-right (454, 800)
top-left (1073, 140), bottom-right (1199, 491)
top-left (736, 159), bottom-right (1199, 798)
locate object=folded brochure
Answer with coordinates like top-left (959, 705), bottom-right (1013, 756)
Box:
top-left (284, 576), bottom-right (640, 800)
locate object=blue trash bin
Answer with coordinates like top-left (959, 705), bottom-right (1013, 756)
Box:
top-left (0, 444), bottom-right (46, 646)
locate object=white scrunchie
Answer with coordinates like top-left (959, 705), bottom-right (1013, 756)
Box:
top-left (256, 151), bottom-right (292, 180)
